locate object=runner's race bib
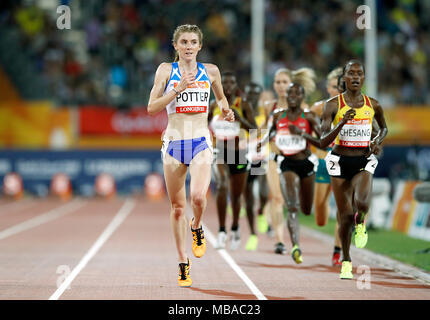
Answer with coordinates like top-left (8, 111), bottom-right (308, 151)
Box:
top-left (325, 151), bottom-right (341, 176)
top-left (247, 138), bottom-right (269, 163)
top-left (338, 118), bottom-right (372, 147)
top-left (174, 81), bottom-right (210, 113)
top-left (364, 154), bottom-right (378, 174)
top-left (275, 132), bottom-right (306, 155)
top-left (210, 114), bottom-right (240, 140)
top-left (324, 151), bottom-right (378, 176)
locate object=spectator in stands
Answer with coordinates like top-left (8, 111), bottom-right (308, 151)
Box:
top-left (1, 0), bottom-right (429, 106)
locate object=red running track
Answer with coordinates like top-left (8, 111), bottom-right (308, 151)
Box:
top-left (0, 196), bottom-right (428, 300)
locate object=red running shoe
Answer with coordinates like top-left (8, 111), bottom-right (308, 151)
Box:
top-left (332, 252), bottom-right (342, 266)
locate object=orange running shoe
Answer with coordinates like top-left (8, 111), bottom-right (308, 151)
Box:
top-left (178, 258), bottom-right (192, 287)
top-left (190, 218), bottom-right (206, 258)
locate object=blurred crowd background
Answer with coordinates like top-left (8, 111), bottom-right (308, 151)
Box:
top-left (0, 0), bottom-right (429, 240)
top-left (0, 0), bottom-right (429, 107)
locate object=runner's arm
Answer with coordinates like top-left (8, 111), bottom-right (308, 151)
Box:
top-left (367, 99), bottom-right (388, 156)
top-left (239, 98), bottom-right (258, 130)
top-left (148, 63), bottom-right (176, 115)
top-left (299, 112), bottom-right (322, 148)
top-left (258, 111), bottom-right (278, 148)
top-left (207, 64), bottom-right (234, 122)
top-left (320, 98), bottom-right (355, 149)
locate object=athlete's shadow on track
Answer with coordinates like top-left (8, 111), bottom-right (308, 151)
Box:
top-left (241, 262), bottom-right (430, 290)
top-left (365, 269), bottom-right (430, 289)
top-left (242, 261), bottom-right (341, 274)
top-left (188, 287), bottom-right (305, 300)
top-left (370, 280), bottom-right (430, 289)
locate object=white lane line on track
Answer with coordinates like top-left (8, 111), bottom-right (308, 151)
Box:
top-left (187, 209), bottom-right (267, 300)
top-left (0, 199), bottom-right (86, 240)
top-left (49, 197), bottom-right (136, 300)
top-left (204, 226), bottom-right (267, 300)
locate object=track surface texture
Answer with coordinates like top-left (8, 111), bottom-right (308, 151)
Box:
top-left (0, 196), bottom-right (429, 300)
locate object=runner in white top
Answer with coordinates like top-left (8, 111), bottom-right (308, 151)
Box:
top-left (148, 24), bottom-right (234, 287)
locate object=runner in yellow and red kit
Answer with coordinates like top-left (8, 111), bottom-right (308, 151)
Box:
top-left (320, 60), bottom-right (388, 279)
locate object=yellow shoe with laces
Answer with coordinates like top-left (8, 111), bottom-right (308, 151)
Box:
top-left (190, 218), bottom-right (206, 258)
top-left (178, 258), bottom-right (192, 287)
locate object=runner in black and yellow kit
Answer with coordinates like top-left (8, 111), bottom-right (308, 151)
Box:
top-left (209, 71), bottom-right (257, 250)
top-left (320, 60), bottom-right (388, 279)
top-left (243, 82), bottom-right (269, 251)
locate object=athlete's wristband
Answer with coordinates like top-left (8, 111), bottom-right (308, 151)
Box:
top-left (172, 88), bottom-right (180, 96)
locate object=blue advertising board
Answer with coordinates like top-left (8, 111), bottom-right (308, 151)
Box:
top-left (0, 150), bottom-right (164, 196)
top-left (375, 144), bottom-right (430, 181)
top-left (1, 145), bottom-right (429, 196)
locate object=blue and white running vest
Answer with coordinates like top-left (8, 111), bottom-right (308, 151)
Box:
top-left (163, 62), bottom-right (211, 115)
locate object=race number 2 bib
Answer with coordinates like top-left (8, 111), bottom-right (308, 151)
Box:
top-left (275, 133), bottom-right (306, 155)
top-left (324, 151), bottom-right (379, 176)
top-left (338, 119), bottom-right (372, 147)
top-left (364, 154), bottom-right (378, 174)
top-left (324, 151), bottom-right (341, 176)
